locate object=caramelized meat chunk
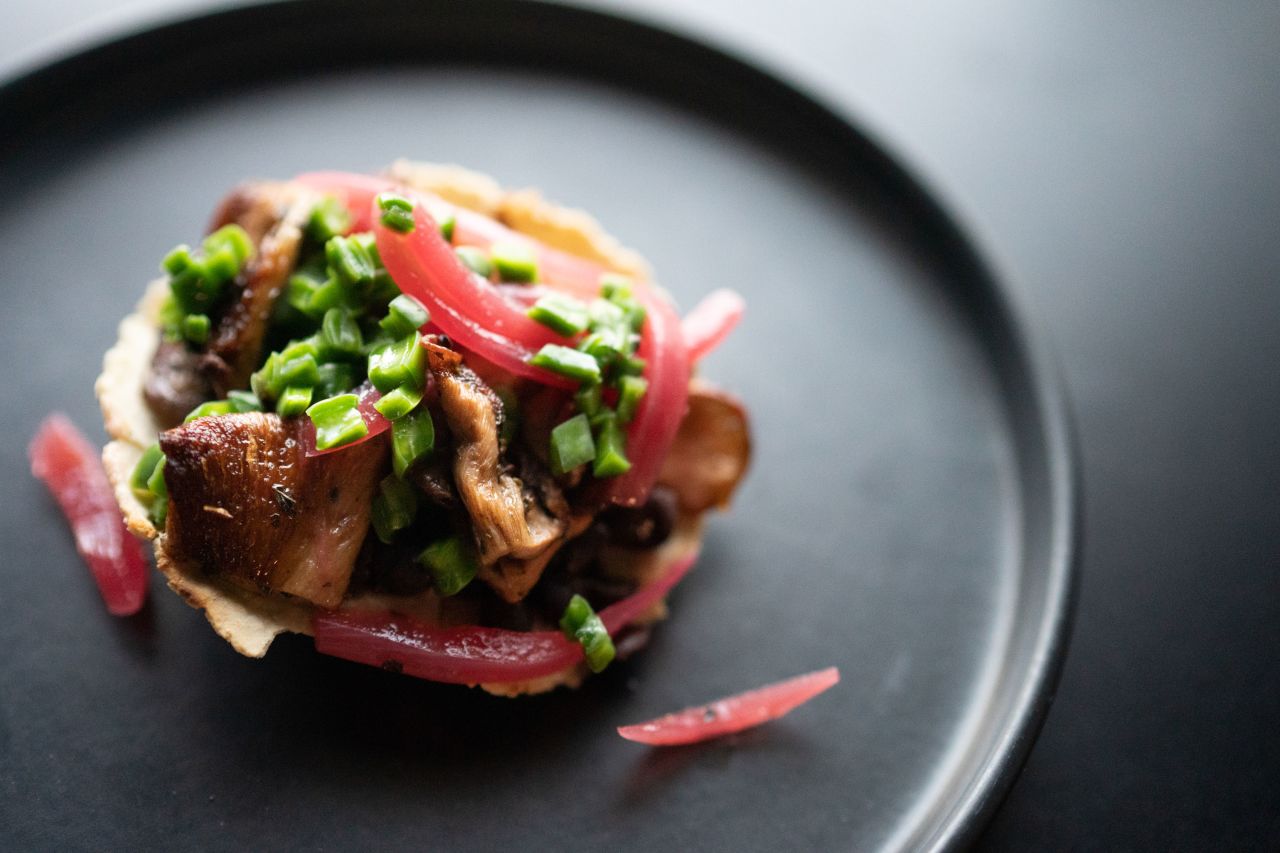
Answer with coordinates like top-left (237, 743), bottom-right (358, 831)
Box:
top-left (160, 412), bottom-right (385, 608)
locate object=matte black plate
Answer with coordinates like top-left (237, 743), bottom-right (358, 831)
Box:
top-left (0, 2), bottom-right (1075, 850)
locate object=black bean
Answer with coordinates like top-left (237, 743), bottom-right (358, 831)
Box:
top-left (599, 486), bottom-right (677, 548)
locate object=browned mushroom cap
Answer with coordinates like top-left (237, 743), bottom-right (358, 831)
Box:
top-left (659, 380), bottom-right (751, 514)
top-left (160, 412), bottom-right (386, 609)
top-left (142, 182), bottom-right (312, 428)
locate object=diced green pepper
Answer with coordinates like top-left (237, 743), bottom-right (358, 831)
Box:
top-left (455, 246), bottom-right (493, 278)
top-left (181, 313), bottom-right (210, 345)
top-left (599, 273), bottom-right (633, 300)
top-left (376, 192), bottom-right (416, 234)
top-left (203, 224), bottom-right (254, 268)
top-left (306, 394), bottom-right (368, 450)
top-left (368, 334), bottom-right (425, 392)
top-left (588, 297), bottom-right (626, 330)
top-left (373, 384), bottom-right (423, 420)
top-left (306, 196), bottom-right (352, 243)
top-left (370, 474), bottom-right (418, 544)
top-left (144, 455), bottom-right (168, 527)
top-left (490, 241), bottom-right (538, 283)
top-left (615, 375), bottom-right (648, 424)
top-left (285, 271), bottom-right (325, 319)
top-left (183, 400), bottom-right (236, 423)
top-left (528, 293), bottom-right (590, 336)
top-left (549, 413), bottom-right (595, 475)
top-left (574, 382), bottom-right (603, 419)
top-left (531, 344), bottom-right (601, 384)
top-left (617, 354), bottom-right (647, 377)
top-left (592, 411), bottom-right (631, 478)
top-left (325, 234), bottom-right (377, 288)
top-left (391, 409), bottom-right (435, 477)
top-left (378, 294), bottom-right (430, 339)
top-left (315, 362), bottom-right (357, 398)
top-left (227, 390), bottom-right (262, 413)
top-left (130, 444), bottom-right (164, 504)
top-left (559, 594), bottom-right (615, 673)
top-left (417, 537), bottom-right (478, 596)
top-left (276, 385), bottom-right (313, 417)
top-left (320, 308), bottom-right (364, 358)
top-left (276, 352), bottom-right (320, 392)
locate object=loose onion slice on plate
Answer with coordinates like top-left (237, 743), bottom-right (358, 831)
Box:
top-left (618, 667), bottom-right (840, 746)
top-left (29, 414), bottom-right (149, 616)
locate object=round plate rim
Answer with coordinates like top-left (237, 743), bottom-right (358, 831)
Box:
top-left (0, 2), bottom-right (1079, 849)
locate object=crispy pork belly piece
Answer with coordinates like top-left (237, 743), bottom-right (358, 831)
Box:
top-left (159, 412), bottom-right (385, 609)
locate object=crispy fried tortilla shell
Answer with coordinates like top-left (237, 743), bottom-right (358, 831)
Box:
top-left (97, 162), bottom-right (744, 694)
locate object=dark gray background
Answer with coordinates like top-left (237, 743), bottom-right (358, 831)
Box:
top-left (4, 1), bottom-right (1278, 850)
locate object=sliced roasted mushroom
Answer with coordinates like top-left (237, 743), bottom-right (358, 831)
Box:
top-left (142, 182), bottom-right (307, 427)
top-left (143, 339), bottom-right (213, 430)
top-left (658, 380), bottom-right (751, 513)
top-left (200, 187), bottom-right (313, 396)
top-left (425, 340), bottom-right (570, 600)
top-left (160, 412), bottom-right (385, 608)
